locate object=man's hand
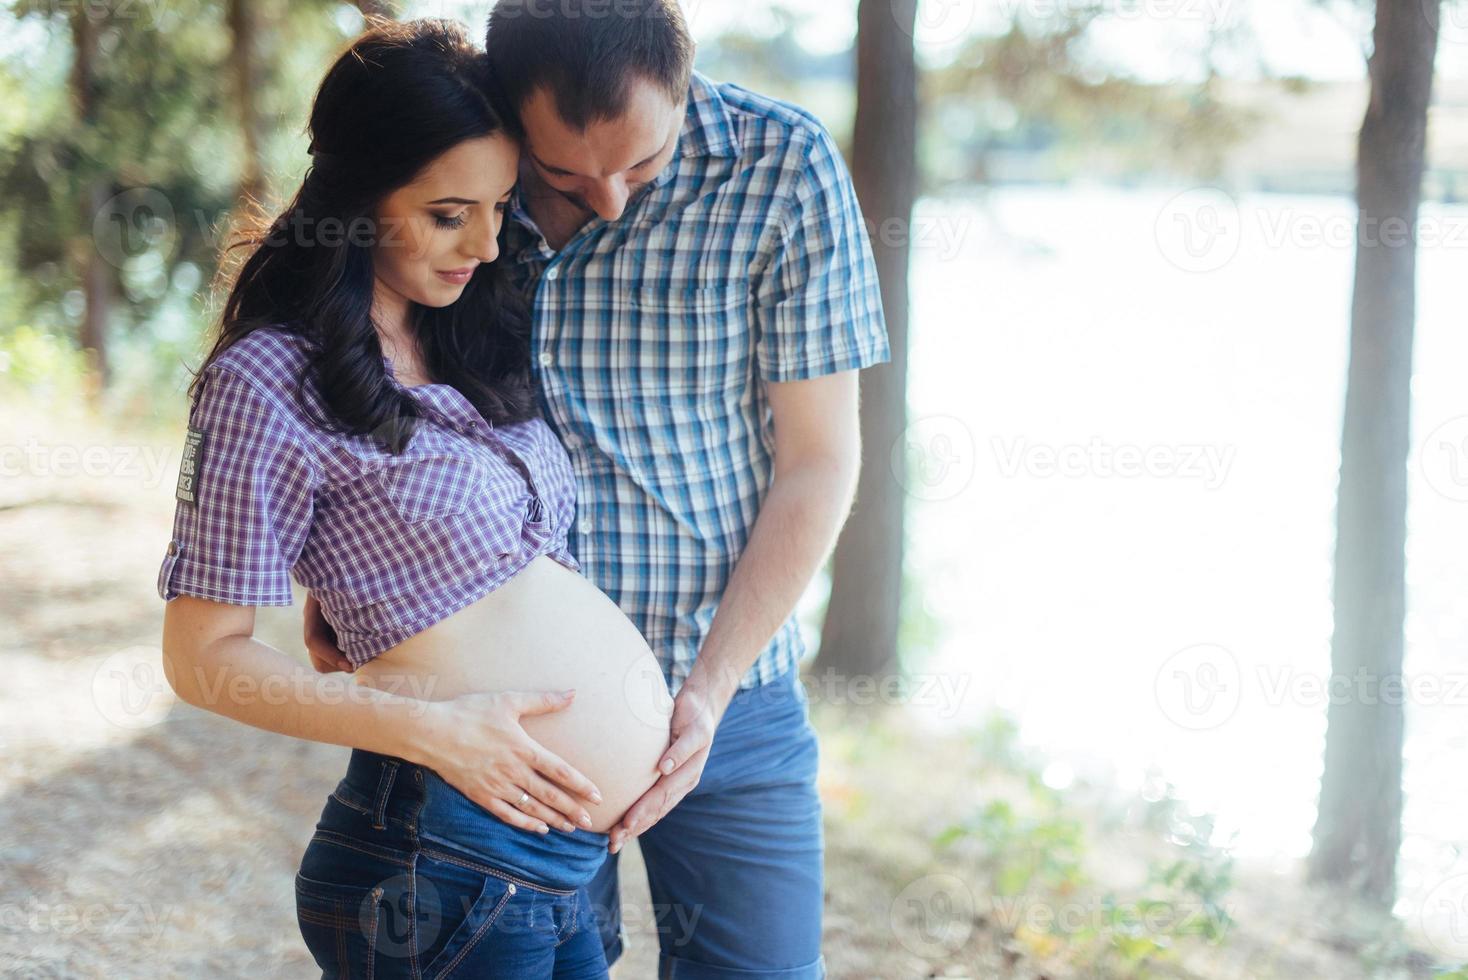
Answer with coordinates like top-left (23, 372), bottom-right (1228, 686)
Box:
top-left (304, 592), bottom-right (354, 674)
top-left (607, 678), bottom-right (733, 853)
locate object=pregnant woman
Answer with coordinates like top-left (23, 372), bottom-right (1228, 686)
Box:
top-left (156, 19), bottom-right (671, 978)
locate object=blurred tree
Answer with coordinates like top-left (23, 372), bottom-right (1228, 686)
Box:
top-left (227, 0), bottom-right (266, 205)
top-left (925, 12), bottom-right (1253, 188)
top-left (816, 0), bottom-right (915, 684)
top-left (67, 3), bottom-right (111, 388)
top-left (1308, 0), bottom-right (1442, 908)
top-left (0, 0), bottom-right (366, 402)
top-left (349, 0), bottom-right (396, 15)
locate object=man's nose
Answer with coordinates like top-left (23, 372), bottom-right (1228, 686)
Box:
top-left (584, 176), bottom-right (629, 222)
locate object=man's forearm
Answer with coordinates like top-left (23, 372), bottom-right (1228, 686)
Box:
top-left (683, 456), bottom-right (858, 701)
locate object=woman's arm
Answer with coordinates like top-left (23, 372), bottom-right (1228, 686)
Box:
top-left (162, 595), bottom-right (603, 834)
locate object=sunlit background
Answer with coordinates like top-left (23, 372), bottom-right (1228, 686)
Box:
top-left (3, 0), bottom-right (1467, 976)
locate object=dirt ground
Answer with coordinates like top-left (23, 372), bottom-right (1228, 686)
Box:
top-left (0, 396), bottom-right (1446, 979)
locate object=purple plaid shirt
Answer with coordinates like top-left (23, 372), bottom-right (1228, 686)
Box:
top-left (156, 326), bottom-right (580, 667)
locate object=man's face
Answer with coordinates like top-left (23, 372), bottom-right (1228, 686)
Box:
top-left (519, 76), bottom-right (685, 223)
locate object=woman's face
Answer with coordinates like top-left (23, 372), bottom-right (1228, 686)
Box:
top-left (371, 133), bottom-right (519, 310)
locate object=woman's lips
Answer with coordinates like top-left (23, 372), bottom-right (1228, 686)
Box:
top-left (436, 266), bottom-right (476, 285)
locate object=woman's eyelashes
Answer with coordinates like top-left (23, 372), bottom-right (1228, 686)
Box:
top-left (432, 203), bottom-right (506, 229)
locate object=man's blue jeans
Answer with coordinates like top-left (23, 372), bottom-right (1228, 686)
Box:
top-left (584, 667), bottom-right (826, 979)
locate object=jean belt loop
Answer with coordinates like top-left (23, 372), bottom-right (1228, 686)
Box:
top-left (371, 758), bottom-right (400, 830)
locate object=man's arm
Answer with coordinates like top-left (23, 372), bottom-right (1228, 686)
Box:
top-left (607, 368), bottom-right (863, 851)
top-left (682, 369), bottom-right (862, 703)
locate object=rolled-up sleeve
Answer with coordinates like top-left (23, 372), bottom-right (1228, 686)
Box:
top-left (753, 122), bottom-right (891, 382)
top-left (157, 365), bottom-right (320, 606)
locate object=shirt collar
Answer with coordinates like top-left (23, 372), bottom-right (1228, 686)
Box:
top-left (675, 70), bottom-right (740, 162)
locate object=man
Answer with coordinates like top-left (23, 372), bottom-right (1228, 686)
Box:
top-left (313, 1), bottom-right (888, 975)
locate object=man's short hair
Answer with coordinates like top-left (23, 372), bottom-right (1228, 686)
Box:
top-left (485, 0), bottom-right (695, 130)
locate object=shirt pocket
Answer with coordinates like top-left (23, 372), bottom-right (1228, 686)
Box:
top-left (627, 281), bottom-right (752, 398)
top-left (377, 454), bottom-right (489, 525)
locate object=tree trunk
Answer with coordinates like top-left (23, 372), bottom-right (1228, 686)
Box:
top-left (227, 0), bottom-right (266, 206)
top-left (350, 0), bottom-right (396, 18)
top-left (815, 0), bottom-right (916, 683)
top-left (69, 7), bottom-right (110, 391)
top-left (1307, 0), bottom-right (1441, 908)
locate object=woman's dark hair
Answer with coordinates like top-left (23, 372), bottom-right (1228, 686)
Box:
top-left (194, 17), bottom-right (535, 452)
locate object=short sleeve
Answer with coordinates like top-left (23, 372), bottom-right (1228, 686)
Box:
top-left (753, 122), bottom-right (891, 382)
top-left (157, 365), bottom-right (321, 606)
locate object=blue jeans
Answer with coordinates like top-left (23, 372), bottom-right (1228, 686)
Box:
top-left (586, 668), bottom-right (826, 979)
top-left (295, 748), bottom-right (612, 978)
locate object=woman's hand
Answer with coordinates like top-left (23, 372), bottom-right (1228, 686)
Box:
top-left (413, 689), bottom-right (604, 835)
top-left (304, 592), bottom-right (354, 674)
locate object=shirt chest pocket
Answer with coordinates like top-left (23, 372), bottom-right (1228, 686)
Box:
top-left (626, 282), bottom-right (752, 397)
top-left (376, 454), bottom-right (489, 525)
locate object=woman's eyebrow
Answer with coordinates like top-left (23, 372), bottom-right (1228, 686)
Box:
top-left (426, 196), bottom-right (477, 205)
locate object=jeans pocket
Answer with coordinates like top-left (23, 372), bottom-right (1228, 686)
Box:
top-left (295, 871), bottom-right (387, 980)
top-left (415, 850), bottom-right (519, 980)
top-left (296, 830), bottom-right (418, 978)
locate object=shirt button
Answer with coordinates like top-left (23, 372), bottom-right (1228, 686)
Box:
top-left (166, 540), bottom-right (179, 556)
top-left (577, 519), bottom-right (594, 535)
top-left (544, 267), bottom-right (560, 281)
top-left (538, 352), bottom-right (554, 367)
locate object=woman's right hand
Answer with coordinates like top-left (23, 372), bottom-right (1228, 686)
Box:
top-left (413, 689), bottom-right (603, 835)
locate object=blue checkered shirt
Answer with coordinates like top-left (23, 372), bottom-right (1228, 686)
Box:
top-left (505, 71), bottom-right (891, 694)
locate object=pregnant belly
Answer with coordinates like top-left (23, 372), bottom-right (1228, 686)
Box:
top-left (349, 555), bottom-right (673, 832)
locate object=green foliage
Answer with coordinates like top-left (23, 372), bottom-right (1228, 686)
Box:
top-left (937, 722), bottom-right (1238, 976)
top-left (924, 12), bottom-right (1258, 188)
